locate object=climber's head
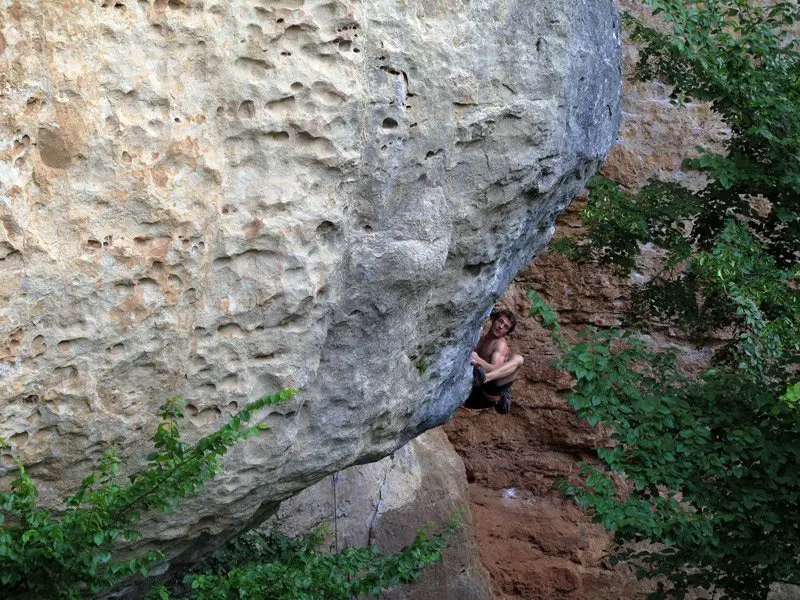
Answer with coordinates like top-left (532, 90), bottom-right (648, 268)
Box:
top-left (489, 309), bottom-right (516, 337)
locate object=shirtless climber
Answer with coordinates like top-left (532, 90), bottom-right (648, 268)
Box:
top-left (465, 309), bottom-right (524, 414)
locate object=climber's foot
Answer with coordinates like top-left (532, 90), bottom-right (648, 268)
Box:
top-left (496, 390), bottom-right (511, 414)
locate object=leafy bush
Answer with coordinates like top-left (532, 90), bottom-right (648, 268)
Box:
top-left (0, 390), bottom-right (455, 599)
top-left (531, 282), bottom-right (799, 599)
top-left (540, 1), bottom-right (799, 598)
top-left (0, 390), bottom-right (293, 599)
top-left (150, 517), bottom-right (460, 600)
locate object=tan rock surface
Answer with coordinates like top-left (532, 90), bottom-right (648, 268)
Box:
top-left (0, 0), bottom-right (621, 568)
top-left (607, 0), bottom-right (729, 190)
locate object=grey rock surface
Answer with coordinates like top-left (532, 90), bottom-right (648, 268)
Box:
top-left (269, 428), bottom-right (491, 600)
top-left (0, 0), bottom-right (621, 565)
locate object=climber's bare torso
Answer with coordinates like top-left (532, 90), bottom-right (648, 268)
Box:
top-left (473, 326), bottom-right (510, 366)
top-left (470, 313), bottom-right (522, 387)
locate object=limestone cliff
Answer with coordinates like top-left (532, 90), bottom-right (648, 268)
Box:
top-left (0, 0), bottom-right (621, 565)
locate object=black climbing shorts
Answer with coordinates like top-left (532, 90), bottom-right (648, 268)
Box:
top-left (463, 382), bottom-right (509, 410)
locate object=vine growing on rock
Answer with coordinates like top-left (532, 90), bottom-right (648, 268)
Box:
top-left (0, 389), bottom-right (454, 599)
top-left (542, 1), bottom-right (800, 598)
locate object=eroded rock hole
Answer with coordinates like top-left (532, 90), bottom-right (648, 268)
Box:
top-left (296, 131), bottom-right (322, 145)
top-left (150, 261), bottom-right (165, 278)
top-left (53, 365), bottom-right (78, 380)
top-left (239, 100), bottom-right (255, 118)
top-left (25, 97), bottom-right (42, 111)
top-left (382, 118), bottom-right (398, 129)
top-left (9, 432), bottom-right (28, 447)
top-left (31, 335), bottom-right (46, 352)
top-left (218, 323), bottom-right (246, 338)
top-left (315, 220), bottom-right (339, 241)
top-left (37, 127), bottom-right (73, 169)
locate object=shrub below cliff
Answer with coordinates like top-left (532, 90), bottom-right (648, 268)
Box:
top-left (149, 520), bottom-right (457, 600)
top-left (546, 1), bottom-right (799, 598)
top-left (0, 390), bottom-right (453, 599)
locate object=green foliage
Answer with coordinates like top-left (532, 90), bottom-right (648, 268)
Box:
top-left (526, 290), bottom-right (561, 334)
top-left (151, 516), bottom-right (461, 600)
top-left (557, 0), bottom-right (800, 274)
top-left (781, 382), bottom-right (800, 409)
top-left (626, 0), bottom-right (800, 267)
top-left (551, 325), bottom-right (800, 599)
top-left (531, 280), bottom-right (800, 596)
top-left (552, 176), bottom-right (696, 276)
top-left (0, 390), bottom-right (294, 599)
top-left (544, 1), bottom-right (800, 598)
top-left (1, 387), bottom-right (455, 600)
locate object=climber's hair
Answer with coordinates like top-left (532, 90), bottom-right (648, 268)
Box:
top-left (490, 308), bottom-right (517, 335)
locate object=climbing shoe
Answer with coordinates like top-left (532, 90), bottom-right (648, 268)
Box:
top-left (496, 390), bottom-right (511, 414)
top-left (473, 366), bottom-right (486, 385)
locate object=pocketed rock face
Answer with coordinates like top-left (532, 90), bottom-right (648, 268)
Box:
top-left (0, 0), bottom-right (621, 565)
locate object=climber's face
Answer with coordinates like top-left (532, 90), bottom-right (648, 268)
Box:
top-left (491, 314), bottom-right (513, 337)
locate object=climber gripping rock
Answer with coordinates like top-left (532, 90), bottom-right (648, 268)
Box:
top-left (465, 309), bottom-right (524, 414)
